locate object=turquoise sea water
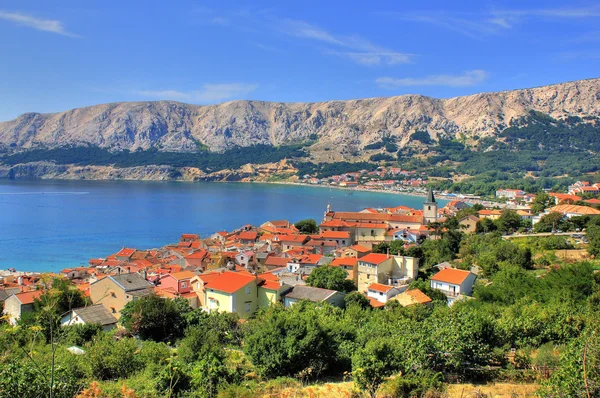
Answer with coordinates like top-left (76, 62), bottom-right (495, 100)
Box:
top-left (0, 180), bottom-right (446, 272)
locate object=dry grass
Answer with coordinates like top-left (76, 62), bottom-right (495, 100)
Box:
top-left (446, 383), bottom-right (539, 398)
top-left (262, 381), bottom-right (540, 397)
top-left (553, 249), bottom-right (590, 261)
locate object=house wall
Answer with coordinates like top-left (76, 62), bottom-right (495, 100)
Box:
top-left (233, 282), bottom-right (258, 318)
top-left (357, 258), bottom-right (393, 292)
top-left (90, 278), bottom-right (129, 319)
top-left (205, 290), bottom-right (233, 313)
top-left (324, 292), bottom-right (346, 308)
top-left (160, 275), bottom-right (179, 292)
top-left (258, 287), bottom-right (284, 309)
top-left (205, 281), bottom-right (258, 319)
top-left (3, 296), bottom-right (25, 325)
top-left (60, 313), bottom-right (116, 332)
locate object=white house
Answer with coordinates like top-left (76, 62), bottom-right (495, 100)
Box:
top-left (366, 283), bottom-right (404, 304)
top-left (60, 304), bottom-right (118, 331)
top-left (430, 268), bottom-right (476, 305)
top-left (3, 290), bottom-right (43, 325)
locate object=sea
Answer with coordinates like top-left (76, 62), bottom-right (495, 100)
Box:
top-left (0, 180), bottom-right (447, 273)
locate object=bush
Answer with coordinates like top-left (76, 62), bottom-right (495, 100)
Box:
top-left (87, 335), bottom-right (143, 380)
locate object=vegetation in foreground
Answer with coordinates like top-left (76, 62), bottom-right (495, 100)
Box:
top-left (2, 217), bottom-right (600, 397)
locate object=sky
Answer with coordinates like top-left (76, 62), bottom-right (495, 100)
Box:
top-left (0, 1), bottom-right (599, 121)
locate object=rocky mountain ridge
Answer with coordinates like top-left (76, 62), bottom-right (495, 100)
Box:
top-left (1, 78), bottom-right (599, 162)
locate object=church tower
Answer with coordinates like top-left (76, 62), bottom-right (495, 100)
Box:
top-left (423, 188), bottom-right (438, 224)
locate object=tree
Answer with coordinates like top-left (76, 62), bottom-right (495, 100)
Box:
top-left (244, 303), bottom-right (336, 378)
top-left (534, 212), bottom-right (567, 233)
top-left (352, 339), bottom-right (398, 398)
top-left (87, 335), bottom-right (143, 380)
top-left (476, 218), bottom-right (497, 233)
top-left (532, 191), bottom-right (553, 214)
top-left (495, 209), bottom-right (522, 234)
top-left (372, 240), bottom-right (405, 255)
top-left (588, 224), bottom-right (600, 257)
top-left (344, 292), bottom-right (371, 310)
top-left (294, 219), bottom-right (318, 234)
top-left (306, 266), bottom-right (356, 292)
top-left (120, 294), bottom-right (185, 342)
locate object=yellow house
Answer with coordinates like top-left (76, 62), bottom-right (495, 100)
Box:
top-left (357, 253), bottom-right (419, 293)
top-left (89, 273), bottom-right (154, 319)
top-left (204, 272), bottom-right (260, 318)
top-left (257, 278), bottom-right (290, 308)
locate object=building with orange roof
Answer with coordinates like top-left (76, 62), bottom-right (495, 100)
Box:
top-left (548, 204), bottom-right (600, 217)
top-left (357, 253), bottom-right (419, 293)
top-left (346, 244), bottom-right (371, 258)
top-left (204, 272), bottom-right (262, 318)
top-left (430, 268), bottom-right (476, 304)
top-left (478, 209), bottom-right (502, 220)
top-left (115, 248), bottom-right (136, 262)
top-left (366, 283), bottom-right (401, 304)
top-left (184, 249), bottom-right (209, 269)
top-left (549, 193), bottom-right (582, 205)
top-left (390, 288), bottom-right (432, 307)
top-left (330, 257), bottom-right (358, 285)
top-left (3, 290), bottom-right (44, 324)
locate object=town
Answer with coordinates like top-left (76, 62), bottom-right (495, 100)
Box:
top-left (3, 180), bottom-right (599, 326)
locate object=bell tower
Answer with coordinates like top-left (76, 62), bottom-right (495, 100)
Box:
top-left (423, 188), bottom-right (438, 224)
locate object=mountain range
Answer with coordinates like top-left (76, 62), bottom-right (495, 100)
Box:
top-left (1, 78), bottom-right (599, 164)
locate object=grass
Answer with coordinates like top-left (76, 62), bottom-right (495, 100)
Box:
top-left (446, 383), bottom-right (539, 398)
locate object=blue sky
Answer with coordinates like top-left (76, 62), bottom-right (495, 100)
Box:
top-left (0, 1), bottom-right (599, 121)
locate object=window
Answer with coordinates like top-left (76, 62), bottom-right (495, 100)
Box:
top-left (245, 286), bottom-right (251, 294)
top-left (181, 282), bottom-right (187, 288)
top-left (110, 307), bottom-right (116, 314)
top-left (110, 292), bottom-right (116, 298)
top-left (245, 303), bottom-right (251, 312)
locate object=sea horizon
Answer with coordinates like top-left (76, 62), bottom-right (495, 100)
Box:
top-left (0, 179), bottom-right (447, 273)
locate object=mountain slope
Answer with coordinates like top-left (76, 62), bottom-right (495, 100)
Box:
top-left (1, 78), bottom-right (599, 161)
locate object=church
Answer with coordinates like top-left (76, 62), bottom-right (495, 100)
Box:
top-left (320, 188), bottom-right (438, 248)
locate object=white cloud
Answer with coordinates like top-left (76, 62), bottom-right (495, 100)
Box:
top-left (136, 83), bottom-right (258, 103)
top-left (376, 70), bottom-right (488, 88)
top-left (0, 11), bottom-right (79, 37)
top-left (381, 6), bottom-right (600, 38)
top-left (280, 19), bottom-right (413, 66)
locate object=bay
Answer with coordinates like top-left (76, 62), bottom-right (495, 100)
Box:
top-left (0, 180), bottom-right (447, 272)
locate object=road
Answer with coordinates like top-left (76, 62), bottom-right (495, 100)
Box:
top-left (503, 232), bottom-right (586, 239)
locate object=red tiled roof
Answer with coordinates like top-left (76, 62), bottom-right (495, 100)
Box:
top-left (549, 204), bottom-right (600, 215)
top-left (389, 214), bottom-right (423, 223)
top-left (404, 289), bottom-right (432, 304)
top-left (185, 250), bottom-right (209, 260)
top-left (368, 296), bottom-right (386, 308)
top-left (431, 268), bottom-right (472, 285)
top-left (196, 272), bottom-right (221, 284)
top-left (349, 244), bottom-right (370, 252)
top-left (332, 212), bottom-right (390, 221)
top-left (238, 231), bottom-right (258, 241)
top-left (265, 256), bottom-right (290, 267)
top-left (368, 283), bottom-right (394, 293)
top-left (330, 257), bottom-right (358, 267)
top-left (359, 253), bottom-right (390, 265)
top-left (14, 290), bottom-right (44, 305)
top-left (319, 219), bottom-right (350, 228)
top-left (205, 272), bottom-right (258, 294)
top-left (354, 222), bottom-right (388, 229)
top-left (116, 248), bottom-right (136, 258)
top-left (300, 254), bottom-right (322, 264)
top-left (168, 271), bottom-right (196, 280)
top-left (181, 234), bottom-right (200, 240)
top-left (277, 235), bottom-right (307, 243)
top-left (321, 231), bottom-right (350, 239)
top-left (260, 280), bottom-right (282, 290)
